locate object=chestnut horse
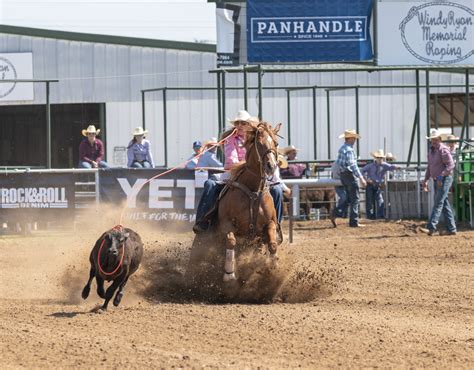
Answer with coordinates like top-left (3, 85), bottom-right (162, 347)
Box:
top-left (217, 122), bottom-right (282, 282)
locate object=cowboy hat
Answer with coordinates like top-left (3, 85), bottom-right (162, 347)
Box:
top-left (229, 110), bottom-right (253, 125)
top-left (386, 152), bottom-right (397, 161)
top-left (370, 149), bottom-right (386, 159)
top-left (282, 145), bottom-right (300, 155)
top-left (338, 129), bottom-right (361, 139)
top-left (446, 134), bottom-right (459, 141)
top-left (278, 154), bottom-right (288, 169)
top-left (82, 125), bottom-right (100, 137)
top-left (426, 129), bottom-right (442, 140)
top-left (203, 137), bottom-right (219, 147)
top-left (132, 127), bottom-right (148, 136)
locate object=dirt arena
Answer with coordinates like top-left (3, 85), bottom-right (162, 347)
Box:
top-left (0, 217), bottom-right (473, 368)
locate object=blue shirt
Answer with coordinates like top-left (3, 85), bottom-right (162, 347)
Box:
top-left (196, 150), bottom-right (223, 168)
top-left (336, 142), bottom-right (361, 178)
top-left (361, 161), bottom-right (398, 184)
top-left (127, 139), bottom-right (154, 167)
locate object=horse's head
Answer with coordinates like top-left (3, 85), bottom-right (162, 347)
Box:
top-left (245, 122), bottom-right (282, 177)
top-left (106, 226), bottom-right (129, 256)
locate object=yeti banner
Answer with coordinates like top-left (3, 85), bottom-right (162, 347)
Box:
top-left (377, 1), bottom-right (474, 65)
top-left (247, 0), bottom-right (373, 63)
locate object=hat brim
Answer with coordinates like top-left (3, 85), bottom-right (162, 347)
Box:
top-left (282, 147), bottom-right (300, 155)
top-left (426, 135), bottom-right (441, 139)
top-left (133, 130), bottom-right (148, 136)
top-left (278, 155), bottom-right (288, 169)
top-left (82, 129), bottom-right (100, 137)
top-left (339, 133), bottom-right (361, 139)
top-left (370, 152), bottom-right (386, 159)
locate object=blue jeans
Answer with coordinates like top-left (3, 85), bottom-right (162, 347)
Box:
top-left (79, 160), bottom-right (109, 168)
top-left (270, 184), bottom-right (283, 223)
top-left (365, 183), bottom-right (384, 219)
top-left (130, 160), bottom-right (152, 168)
top-left (335, 185), bottom-right (349, 218)
top-left (340, 171), bottom-right (360, 227)
top-left (427, 175), bottom-right (456, 233)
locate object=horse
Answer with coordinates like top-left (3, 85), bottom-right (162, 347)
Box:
top-left (215, 122), bottom-right (282, 282)
top-left (81, 225), bottom-right (144, 311)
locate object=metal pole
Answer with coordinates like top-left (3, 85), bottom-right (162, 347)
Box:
top-left (416, 70), bottom-right (421, 167)
top-left (258, 64), bottom-right (263, 119)
top-left (312, 87), bottom-right (317, 160)
top-left (163, 89), bottom-right (168, 168)
top-left (217, 71), bottom-right (222, 134)
top-left (407, 109), bottom-right (418, 167)
top-left (434, 94), bottom-right (439, 130)
top-left (466, 68), bottom-right (470, 140)
top-left (426, 70), bottom-right (430, 138)
top-left (46, 81), bottom-right (51, 169)
top-left (289, 194), bottom-right (293, 244)
top-left (355, 86), bottom-right (360, 155)
top-left (141, 90), bottom-right (146, 130)
top-left (243, 65), bottom-right (248, 111)
top-left (222, 71), bottom-right (226, 133)
top-left (287, 89), bottom-right (291, 145)
top-left (450, 96), bottom-right (454, 133)
top-left (326, 89), bottom-right (331, 159)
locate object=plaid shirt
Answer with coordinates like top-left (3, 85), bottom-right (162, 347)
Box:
top-left (336, 142), bottom-right (362, 178)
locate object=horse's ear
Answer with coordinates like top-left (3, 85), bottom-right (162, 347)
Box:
top-left (274, 123), bottom-right (283, 135)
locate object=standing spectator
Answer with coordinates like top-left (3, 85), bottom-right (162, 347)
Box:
top-left (361, 149), bottom-right (400, 220)
top-left (331, 160), bottom-right (349, 218)
top-left (78, 125), bottom-right (109, 168)
top-left (197, 137), bottom-right (223, 168)
top-left (420, 129), bottom-right (457, 236)
top-left (127, 127), bottom-right (155, 168)
top-left (280, 145), bottom-right (306, 179)
top-left (334, 129), bottom-right (366, 227)
top-left (186, 141), bottom-right (202, 169)
top-left (446, 134), bottom-right (459, 161)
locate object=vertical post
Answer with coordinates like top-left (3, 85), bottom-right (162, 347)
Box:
top-left (326, 89), bottom-right (331, 159)
top-left (222, 71), bottom-right (226, 133)
top-left (258, 64), bottom-right (263, 120)
top-left (217, 71), bottom-right (222, 134)
top-left (243, 65), bottom-right (248, 111)
top-left (465, 68), bottom-right (470, 141)
top-left (312, 86), bottom-right (317, 160)
top-left (46, 81), bottom-right (51, 169)
top-left (450, 95), bottom-right (454, 133)
top-left (426, 70), bottom-right (430, 138)
top-left (141, 90), bottom-right (146, 130)
top-left (287, 89), bottom-right (291, 145)
top-left (163, 89), bottom-right (168, 168)
top-left (355, 86), bottom-right (360, 155)
top-left (434, 94), bottom-right (439, 130)
top-left (416, 70), bottom-right (421, 167)
top-left (407, 109), bottom-right (418, 167)
top-left (288, 193), bottom-right (293, 244)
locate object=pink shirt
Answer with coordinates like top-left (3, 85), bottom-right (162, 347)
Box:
top-left (424, 142), bottom-right (455, 181)
top-left (224, 133), bottom-right (246, 170)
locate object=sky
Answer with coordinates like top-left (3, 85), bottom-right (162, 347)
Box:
top-left (0, 0), bottom-right (217, 43)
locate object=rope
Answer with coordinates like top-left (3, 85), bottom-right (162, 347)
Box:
top-left (97, 224), bottom-right (125, 276)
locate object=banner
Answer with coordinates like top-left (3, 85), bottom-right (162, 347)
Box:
top-left (0, 172), bottom-right (75, 224)
top-left (0, 53), bottom-right (34, 102)
top-left (216, 3), bottom-right (241, 66)
top-left (377, 1), bottom-right (474, 66)
top-left (247, 0), bottom-right (373, 63)
top-left (99, 168), bottom-right (207, 228)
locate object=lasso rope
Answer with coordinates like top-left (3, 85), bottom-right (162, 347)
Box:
top-left (97, 224), bottom-right (125, 276)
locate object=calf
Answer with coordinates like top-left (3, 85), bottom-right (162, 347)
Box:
top-left (82, 225), bottom-right (144, 311)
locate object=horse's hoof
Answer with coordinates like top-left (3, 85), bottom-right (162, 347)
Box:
top-left (223, 272), bottom-right (236, 282)
top-left (81, 286), bottom-right (90, 300)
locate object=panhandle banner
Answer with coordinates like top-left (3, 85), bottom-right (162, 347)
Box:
top-left (0, 172), bottom-right (75, 223)
top-left (216, 3), bottom-right (241, 66)
top-left (99, 169), bottom-right (207, 227)
top-left (377, 1), bottom-right (474, 66)
top-left (247, 0), bottom-right (373, 63)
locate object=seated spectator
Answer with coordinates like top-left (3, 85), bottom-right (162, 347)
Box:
top-left (280, 145), bottom-right (306, 179)
top-left (197, 137), bottom-right (223, 168)
top-left (186, 141), bottom-right (202, 169)
top-left (385, 152), bottom-right (396, 162)
top-left (127, 127), bottom-right (154, 168)
top-left (78, 125), bottom-right (109, 168)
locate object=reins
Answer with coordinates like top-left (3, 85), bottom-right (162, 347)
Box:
top-left (97, 224), bottom-right (126, 276)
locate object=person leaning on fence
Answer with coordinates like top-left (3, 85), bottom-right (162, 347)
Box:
top-left (196, 137), bottom-right (223, 168)
top-left (334, 129), bottom-right (367, 227)
top-left (420, 129), bottom-right (457, 236)
top-left (78, 125), bottom-right (109, 168)
top-left (361, 149), bottom-right (400, 220)
top-left (127, 127), bottom-right (155, 168)
top-left (186, 140), bottom-right (202, 169)
top-left (280, 145), bottom-right (306, 179)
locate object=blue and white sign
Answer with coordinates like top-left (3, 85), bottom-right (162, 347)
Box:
top-left (247, 0), bottom-right (373, 63)
top-left (377, 1), bottom-right (474, 66)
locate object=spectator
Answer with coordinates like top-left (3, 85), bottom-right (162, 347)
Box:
top-left (420, 129), bottom-right (457, 236)
top-left (78, 125), bottom-right (109, 168)
top-left (280, 145), bottom-right (306, 179)
top-left (446, 134), bottom-right (459, 158)
top-left (361, 149), bottom-right (400, 220)
top-left (127, 127), bottom-right (155, 168)
top-left (197, 137), bottom-right (223, 168)
top-left (386, 152), bottom-right (397, 162)
top-left (331, 160), bottom-right (349, 218)
top-left (186, 141), bottom-right (202, 169)
top-left (334, 129), bottom-right (366, 227)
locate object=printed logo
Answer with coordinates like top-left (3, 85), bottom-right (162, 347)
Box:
top-left (0, 56), bottom-right (18, 98)
top-left (0, 187), bottom-right (68, 209)
top-left (399, 1), bottom-right (474, 64)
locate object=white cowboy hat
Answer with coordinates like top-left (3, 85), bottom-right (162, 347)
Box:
top-left (278, 154), bottom-right (288, 169)
top-left (338, 129), bottom-right (361, 139)
top-left (82, 125), bottom-right (100, 137)
top-left (426, 129), bottom-right (442, 140)
top-left (229, 110), bottom-right (253, 125)
top-left (446, 134), bottom-right (459, 141)
top-left (132, 127), bottom-right (148, 136)
top-left (370, 149), bottom-right (386, 159)
top-left (386, 152), bottom-right (397, 161)
top-left (282, 145), bottom-right (300, 155)
top-left (203, 137), bottom-right (219, 147)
